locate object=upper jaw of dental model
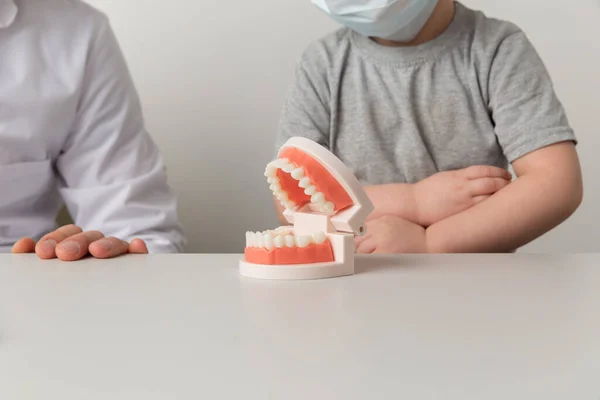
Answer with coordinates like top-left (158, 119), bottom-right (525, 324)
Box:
top-left (264, 158), bottom-right (335, 213)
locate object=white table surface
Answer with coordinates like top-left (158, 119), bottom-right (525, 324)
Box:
top-left (0, 254), bottom-right (599, 400)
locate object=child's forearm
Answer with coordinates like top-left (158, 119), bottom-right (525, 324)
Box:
top-left (426, 173), bottom-right (574, 252)
top-left (364, 184), bottom-right (419, 224)
top-left (426, 143), bottom-right (582, 253)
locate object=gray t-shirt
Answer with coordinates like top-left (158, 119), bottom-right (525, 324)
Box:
top-left (276, 2), bottom-right (575, 185)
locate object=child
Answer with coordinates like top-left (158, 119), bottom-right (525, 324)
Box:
top-left (275, 0), bottom-right (582, 253)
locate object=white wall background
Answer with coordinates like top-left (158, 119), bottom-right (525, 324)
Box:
top-left (86, 0), bottom-right (600, 254)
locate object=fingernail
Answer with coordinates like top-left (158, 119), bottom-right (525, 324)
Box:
top-left (59, 241), bottom-right (80, 255)
top-left (39, 240), bottom-right (57, 256)
top-left (96, 239), bottom-right (113, 251)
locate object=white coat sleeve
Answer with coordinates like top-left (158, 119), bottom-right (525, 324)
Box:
top-left (56, 16), bottom-right (185, 253)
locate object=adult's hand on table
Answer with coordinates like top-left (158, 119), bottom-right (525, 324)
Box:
top-left (11, 224), bottom-right (148, 261)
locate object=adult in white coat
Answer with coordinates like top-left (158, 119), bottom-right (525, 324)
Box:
top-left (1, 0), bottom-right (185, 260)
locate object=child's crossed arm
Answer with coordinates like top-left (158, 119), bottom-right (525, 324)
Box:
top-left (355, 141), bottom-right (581, 253)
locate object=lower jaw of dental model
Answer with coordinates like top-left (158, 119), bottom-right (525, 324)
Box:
top-left (244, 227), bottom-right (333, 265)
top-left (244, 146), bottom-right (354, 266)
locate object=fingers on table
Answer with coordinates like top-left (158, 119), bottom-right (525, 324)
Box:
top-left (12, 238), bottom-right (36, 253)
top-left (128, 239), bottom-right (149, 254)
top-left (463, 165), bottom-right (512, 181)
top-left (54, 230), bottom-right (105, 261)
top-left (29, 224), bottom-right (147, 261)
top-left (356, 238), bottom-right (376, 254)
top-left (35, 224), bottom-right (84, 259)
top-left (89, 237), bottom-right (131, 259)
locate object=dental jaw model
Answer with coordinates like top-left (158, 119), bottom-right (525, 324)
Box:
top-left (240, 137), bottom-right (374, 280)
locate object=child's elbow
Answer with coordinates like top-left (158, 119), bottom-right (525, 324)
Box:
top-left (568, 179), bottom-right (584, 215)
top-left (559, 173), bottom-right (583, 219)
top-left (561, 144), bottom-right (584, 216)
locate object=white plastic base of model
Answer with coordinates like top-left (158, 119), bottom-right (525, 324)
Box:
top-left (240, 233), bottom-right (354, 281)
top-left (239, 259), bottom-right (353, 281)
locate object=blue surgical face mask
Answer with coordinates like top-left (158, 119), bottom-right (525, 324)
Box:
top-left (312, 0), bottom-right (439, 42)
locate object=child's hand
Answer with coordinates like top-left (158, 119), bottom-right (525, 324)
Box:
top-left (355, 216), bottom-right (427, 254)
top-left (414, 166), bottom-right (512, 226)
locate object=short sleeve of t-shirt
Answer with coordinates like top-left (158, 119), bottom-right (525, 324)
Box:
top-left (488, 31), bottom-right (576, 162)
top-left (274, 54), bottom-right (332, 156)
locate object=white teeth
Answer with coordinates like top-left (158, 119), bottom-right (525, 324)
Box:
top-left (285, 235), bottom-right (295, 248)
top-left (257, 234), bottom-right (264, 248)
top-left (249, 228), bottom-right (329, 250)
top-left (277, 158), bottom-right (290, 168)
top-left (270, 159), bottom-right (286, 169)
top-left (275, 226), bottom-right (290, 234)
top-left (278, 191), bottom-right (289, 202)
top-left (264, 166), bottom-right (276, 177)
top-left (274, 235), bottom-right (284, 248)
top-left (282, 163), bottom-right (295, 173)
top-left (304, 185), bottom-right (317, 196)
top-left (291, 167), bottom-right (304, 180)
top-left (266, 161), bottom-right (335, 217)
top-left (313, 231), bottom-right (327, 244)
top-left (255, 233), bottom-right (261, 247)
top-left (264, 233), bottom-right (274, 250)
top-left (311, 192), bottom-right (325, 204)
top-left (323, 202), bottom-right (335, 213)
top-left (296, 236), bottom-right (311, 248)
top-left (298, 177), bottom-right (311, 188)
top-left (255, 232), bottom-right (261, 247)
